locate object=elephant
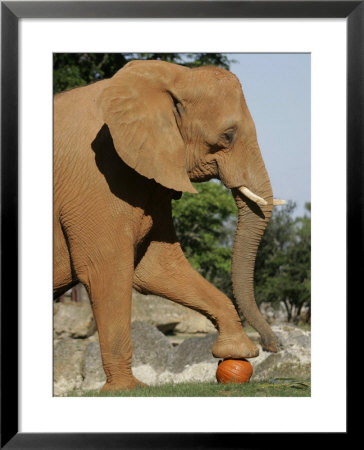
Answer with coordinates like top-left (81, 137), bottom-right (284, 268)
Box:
top-left (54, 60), bottom-right (283, 391)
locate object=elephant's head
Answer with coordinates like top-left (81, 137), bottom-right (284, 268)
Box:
top-left (97, 60), bottom-right (278, 352)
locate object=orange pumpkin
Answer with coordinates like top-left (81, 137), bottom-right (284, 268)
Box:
top-left (216, 358), bottom-right (253, 384)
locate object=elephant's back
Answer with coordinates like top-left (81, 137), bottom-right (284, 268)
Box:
top-left (54, 80), bottom-right (108, 156)
top-left (53, 80), bottom-right (109, 213)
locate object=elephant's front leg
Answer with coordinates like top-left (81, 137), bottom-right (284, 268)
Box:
top-left (80, 249), bottom-right (145, 392)
top-left (134, 239), bottom-right (259, 359)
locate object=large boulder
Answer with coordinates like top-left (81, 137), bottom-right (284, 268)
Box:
top-left (166, 334), bottom-right (217, 373)
top-left (159, 334), bottom-right (219, 384)
top-left (53, 339), bottom-right (87, 396)
top-left (131, 290), bottom-right (215, 334)
top-left (53, 301), bottom-right (97, 339)
top-left (174, 309), bottom-right (216, 334)
top-left (81, 339), bottom-right (105, 391)
top-left (131, 321), bottom-right (174, 373)
top-left (158, 361), bottom-right (219, 385)
top-left (274, 325), bottom-right (311, 350)
top-left (128, 332), bottom-right (220, 386)
top-left (250, 324), bottom-right (311, 381)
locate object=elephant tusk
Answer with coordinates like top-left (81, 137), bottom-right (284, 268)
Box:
top-left (238, 186), bottom-right (268, 206)
top-left (273, 199), bottom-right (286, 206)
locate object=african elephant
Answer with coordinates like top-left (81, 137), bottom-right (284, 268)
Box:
top-left (54, 60), bottom-right (282, 391)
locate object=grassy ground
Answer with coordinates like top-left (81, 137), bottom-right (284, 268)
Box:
top-left (73, 379), bottom-right (310, 397)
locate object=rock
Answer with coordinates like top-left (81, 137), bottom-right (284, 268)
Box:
top-left (252, 350), bottom-right (311, 381)
top-left (273, 324), bottom-right (311, 350)
top-left (250, 324), bottom-right (311, 381)
top-left (131, 321), bottom-right (174, 373)
top-left (131, 291), bottom-right (186, 332)
top-left (131, 290), bottom-right (215, 334)
top-left (159, 361), bottom-right (218, 385)
top-left (54, 301), bottom-right (97, 339)
top-left (81, 341), bottom-right (106, 391)
top-left (174, 309), bottom-right (216, 334)
top-left (166, 333), bottom-right (218, 373)
top-left (132, 365), bottom-right (159, 385)
top-left (53, 339), bottom-right (87, 396)
top-left (132, 332), bottom-right (220, 385)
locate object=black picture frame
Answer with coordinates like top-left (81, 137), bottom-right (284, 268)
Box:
top-left (1, 1), bottom-right (360, 448)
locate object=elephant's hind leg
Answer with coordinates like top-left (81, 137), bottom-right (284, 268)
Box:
top-left (134, 239), bottom-right (259, 359)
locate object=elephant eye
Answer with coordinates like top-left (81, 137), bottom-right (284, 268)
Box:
top-left (209, 129), bottom-right (235, 154)
top-left (223, 130), bottom-right (235, 144)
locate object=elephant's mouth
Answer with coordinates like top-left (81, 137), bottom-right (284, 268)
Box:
top-left (238, 185), bottom-right (286, 207)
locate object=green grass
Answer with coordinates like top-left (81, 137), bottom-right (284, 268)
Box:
top-left (72, 379), bottom-right (310, 397)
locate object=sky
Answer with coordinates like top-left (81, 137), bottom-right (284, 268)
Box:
top-left (228, 53), bottom-right (311, 218)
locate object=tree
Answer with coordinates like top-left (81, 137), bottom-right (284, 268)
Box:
top-left (172, 181), bottom-right (237, 298)
top-left (53, 53), bottom-right (232, 93)
top-left (255, 202), bottom-right (311, 324)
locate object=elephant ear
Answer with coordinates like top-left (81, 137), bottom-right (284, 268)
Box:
top-left (96, 61), bottom-right (197, 194)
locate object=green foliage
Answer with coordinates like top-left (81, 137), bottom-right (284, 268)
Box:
top-left (53, 53), bottom-right (130, 93)
top-left (180, 53), bottom-right (231, 69)
top-left (172, 181), bottom-right (236, 297)
top-left (53, 53), bottom-right (231, 93)
top-left (255, 202), bottom-right (311, 323)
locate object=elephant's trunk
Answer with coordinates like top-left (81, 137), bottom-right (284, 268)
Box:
top-left (231, 164), bottom-right (277, 353)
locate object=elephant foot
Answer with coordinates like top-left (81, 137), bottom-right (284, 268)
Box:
top-left (101, 376), bottom-right (147, 393)
top-left (212, 333), bottom-right (259, 359)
